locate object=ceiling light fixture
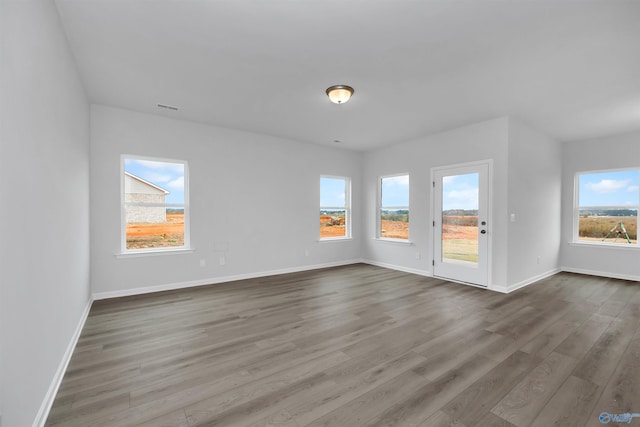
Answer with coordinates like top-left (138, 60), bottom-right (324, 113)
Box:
top-left (326, 85), bottom-right (354, 104)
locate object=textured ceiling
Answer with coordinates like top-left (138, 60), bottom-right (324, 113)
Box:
top-left (54, 0), bottom-right (640, 150)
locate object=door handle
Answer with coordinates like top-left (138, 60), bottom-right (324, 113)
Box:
top-left (480, 230), bottom-right (486, 234)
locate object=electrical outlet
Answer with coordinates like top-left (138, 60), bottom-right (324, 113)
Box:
top-left (415, 252), bottom-right (421, 260)
top-left (305, 249), bottom-right (309, 257)
top-left (219, 257), bottom-right (226, 266)
top-left (199, 259), bottom-right (206, 267)
top-left (537, 256), bottom-right (541, 264)
top-left (510, 213), bottom-right (516, 222)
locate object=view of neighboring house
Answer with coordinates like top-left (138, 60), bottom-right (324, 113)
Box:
top-left (124, 172), bottom-right (169, 223)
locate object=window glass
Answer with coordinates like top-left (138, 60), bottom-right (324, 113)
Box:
top-left (320, 176), bottom-right (350, 239)
top-left (577, 169), bottom-right (638, 245)
top-left (380, 174), bottom-right (409, 240)
top-left (123, 157), bottom-right (189, 251)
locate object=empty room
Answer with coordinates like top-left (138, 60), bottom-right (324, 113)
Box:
top-left (2, 0), bottom-right (640, 426)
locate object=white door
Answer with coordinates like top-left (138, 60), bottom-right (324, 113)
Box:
top-left (433, 162), bottom-right (490, 287)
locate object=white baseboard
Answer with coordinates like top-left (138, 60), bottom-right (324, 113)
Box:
top-left (561, 267), bottom-right (640, 282)
top-left (489, 285), bottom-right (509, 294)
top-left (504, 268), bottom-right (562, 294)
top-left (361, 259), bottom-right (432, 278)
top-left (362, 260), bottom-right (564, 294)
top-left (33, 298), bottom-right (93, 427)
top-left (92, 259), bottom-right (364, 300)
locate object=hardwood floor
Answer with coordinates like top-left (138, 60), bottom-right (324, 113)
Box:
top-left (46, 264), bottom-right (640, 426)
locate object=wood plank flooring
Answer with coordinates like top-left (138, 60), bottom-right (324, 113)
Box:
top-left (46, 264), bottom-right (640, 426)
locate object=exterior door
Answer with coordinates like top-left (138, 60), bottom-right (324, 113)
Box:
top-left (433, 162), bottom-right (490, 287)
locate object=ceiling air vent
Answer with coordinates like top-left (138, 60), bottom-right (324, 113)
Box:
top-left (157, 103), bottom-right (179, 111)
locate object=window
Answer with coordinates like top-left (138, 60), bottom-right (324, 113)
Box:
top-left (122, 156), bottom-right (189, 252)
top-left (320, 176), bottom-right (351, 239)
top-left (576, 169), bottom-right (638, 245)
top-left (379, 174), bottom-right (409, 240)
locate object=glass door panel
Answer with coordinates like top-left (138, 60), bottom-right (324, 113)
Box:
top-left (441, 173), bottom-right (479, 266)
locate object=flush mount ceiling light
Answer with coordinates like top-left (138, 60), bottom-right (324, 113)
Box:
top-left (326, 85), bottom-right (354, 104)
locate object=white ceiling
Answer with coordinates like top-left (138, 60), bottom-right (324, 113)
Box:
top-left (54, 0), bottom-right (640, 151)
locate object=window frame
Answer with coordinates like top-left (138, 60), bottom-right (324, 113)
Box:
top-left (378, 173), bottom-right (410, 241)
top-left (120, 154), bottom-right (191, 255)
top-left (573, 167), bottom-right (639, 248)
top-left (319, 175), bottom-right (351, 241)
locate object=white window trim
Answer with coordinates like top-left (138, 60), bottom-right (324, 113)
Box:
top-left (378, 173), bottom-right (410, 241)
top-left (120, 154), bottom-right (191, 255)
top-left (568, 241), bottom-right (640, 251)
top-left (573, 168), bottom-right (639, 247)
top-left (115, 248), bottom-right (195, 258)
top-left (318, 237), bottom-right (354, 243)
top-left (319, 175), bottom-right (352, 241)
top-left (372, 237), bottom-right (413, 245)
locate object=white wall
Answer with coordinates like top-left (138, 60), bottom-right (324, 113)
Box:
top-left (561, 131), bottom-right (640, 280)
top-left (0, 1), bottom-right (91, 426)
top-left (86, 109), bottom-right (576, 297)
top-left (362, 117), bottom-right (563, 292)
top-left (507, 119), bottom-right (562, 287)
top-left (90, 105), bottom-right (363, 296)
top-left (362, 117), bottom-right (511, 290)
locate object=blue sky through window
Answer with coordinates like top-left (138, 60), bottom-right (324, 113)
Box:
top-left (381, 175), bottom-right (409, 207)
top-left (320, 177), bottom-right (346, 207)
top-left (579, 170), bottom-right (639, 207)
top-left (124, 158), bottom-right (185, 205)
top-left (442, 173), bottom-right (479, 211)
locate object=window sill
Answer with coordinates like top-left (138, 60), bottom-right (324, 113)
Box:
top-left (115, 248), bottom-right (194, 258)
top-left (318, 237), bottom-right (353, 243)
top-left (372, 238), bottom-right (413, 245)
top-left (569, 241), bottom-right (640, 251)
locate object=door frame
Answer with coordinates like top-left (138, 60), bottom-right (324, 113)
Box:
top-left (431, 159), bottom-right (493, 289)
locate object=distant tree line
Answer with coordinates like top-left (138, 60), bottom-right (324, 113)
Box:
top-left (320, 210), bottom-right (346, 215)
top-left (381, 210), bottom-right (409, 222)
top-left (579, 209), bottom-right (637, 217)
top-left (443, 209), bottom-right (478, 216)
